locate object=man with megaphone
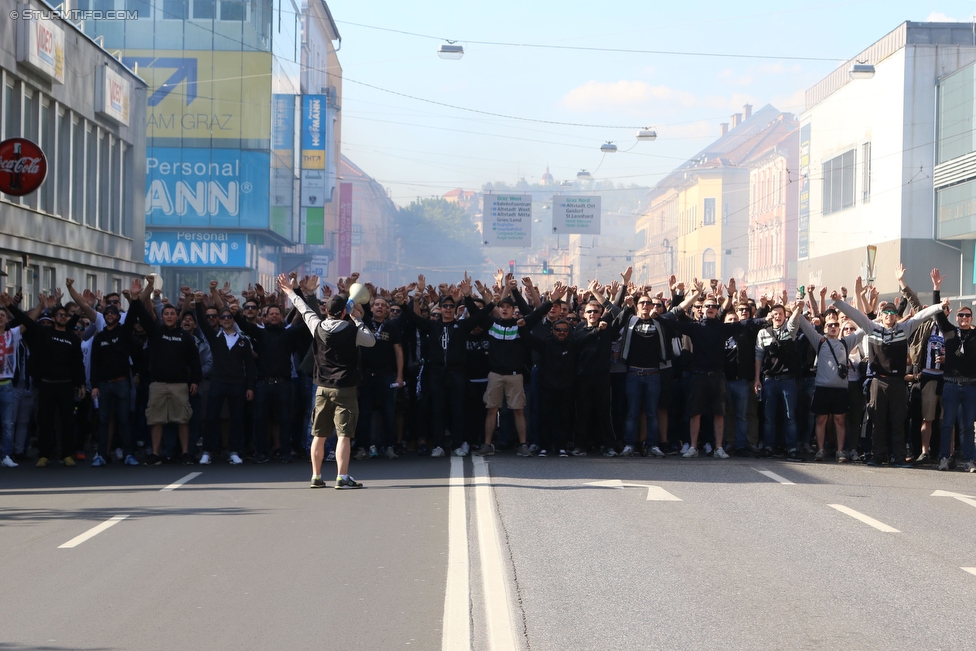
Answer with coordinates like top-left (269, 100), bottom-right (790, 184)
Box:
top-left (277, 273), bottom-right (375, 489)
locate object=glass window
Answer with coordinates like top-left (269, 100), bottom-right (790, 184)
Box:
top-left (39, 99), bottom-right (54, 213)
top-left (702, 248), bottom-right (716, 279)
top-left (938, 66), bottom-right (976, 164)
top-left (25, 265), bottom-right (38, 309)
top-left (703, 198), bottom-right (716, 225)
top-left (124, 0), bottom-right (144, 14)
top-left (57, 108), bottom-right (71, 218)
top-left (3, 80), bottom-right (17, 140)
top-left (86, 274), bottom-right (98, 292)
top-left (86, 126), bottom-right (98, 227)
top-left (43, 266), bottom-right (57, 295)
top-left (95, 0), bottom-right (114, 11)
top-left (99, 133), bottom-right (110, 231)
top-left (162, 0), bottom-right (187, 19)
top-left (121, 143), bottom-right (130, 236)
top-left (822, 149), bottom-right (856, 215)
top-left (193, 0), bottom-right (215, 18)
top-left (110, 136), bottom-right (121, 233)
top-left (72, 117), bottom-right (85, 222)
top-left (861, 142), bottom-right (872, 204)
top-left (220, 0), bottom-right (246, 20)
top-left (22, 88), bottom-right (36, 141)
top-left (4, 261), bottom-right (22, 296)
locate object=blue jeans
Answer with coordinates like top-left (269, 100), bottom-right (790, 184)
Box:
top-left (940, 382), bottom-right (976, 461)
top-left (624, 371), bottom-right (661, 446)
top-left (762, 377), bottom-right (798, 450)
top-left (726, 379), bottom-right (750, 450)
top-left (0, 382), bottom-right (16, 457)
top-left (96, 379), bottom-right (132, 457)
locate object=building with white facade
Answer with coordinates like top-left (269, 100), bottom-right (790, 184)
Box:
top-left (798, 22), bottom-right (976, 296)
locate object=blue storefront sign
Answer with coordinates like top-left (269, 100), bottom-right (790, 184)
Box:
top-left (145, 147), bottom-right (271, 228)
top-left (301, 94), bottom-right (326, 169)
top-left (145, 230), bottom-right (248, 267)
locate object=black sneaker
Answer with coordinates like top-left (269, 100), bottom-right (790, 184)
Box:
top-left (335, 476), bottom-right (364, 489)
top-left (759, 447), bottom-right (773, 458)
top-left (417, 445), bottom-right (429, 456)
top-left (180, 452), bottom-right (195, 465)
top-left (786, 448), bottom-right (804, 462)
top-left (310, 476), bottom-right (327, 489)
top-left (144, 454), bottom-right (162, 466)
top-left (254, 453), bottom-right (270, 464)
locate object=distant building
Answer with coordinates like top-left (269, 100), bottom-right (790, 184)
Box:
top-left (1, 0), bottom-right (148, 304)
top-left (443, 188), bottom-right (478, 211)
top-left (747, 130), bottom-right (799, 298)
top-left (799, 22), bottom-right (976, 296)
top-left (540, 166), bottom-right (554, 186)
top-left (338, 156), bottom-right (397, 287)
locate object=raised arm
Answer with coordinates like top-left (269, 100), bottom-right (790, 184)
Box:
top-left (65, 278), bottom-right (97, 323)
top-left (831, 291), bottom-right (874, 332)
top-left (277, 273), bottom-right (321, 336)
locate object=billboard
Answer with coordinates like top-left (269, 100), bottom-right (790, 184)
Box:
top-left (122, 50), bottom-right (272, 140)
top-left (483, 194), bottom-right (532, 247)
top-left (145, 147), bottom-right (270, 228)
top-left (552, 196), bottom-right (601, 234)
top-left (96, 65), bottom-right (131, 126)
top-left (19, 17), bottom-right (65, 83)
top-left (145, 230), bottom-right (248, 267)
top-left (301, 95), bottom-right (327, 170)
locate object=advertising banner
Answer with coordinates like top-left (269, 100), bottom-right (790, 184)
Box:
top-left (145, 230), bottom-right (248, 267)
top-left (483, 194), bottom-right (532, 247)
top-left (552, 195), bottom-right (601, 234)
top-left (797, 123), bottom-right (811, 260)
top-left (19, 17), bottom-right (65, 83)
top-left (301, 95), bottom-right (327, 170)
top-left (122, 50), bottom-right (272, 140)
top-left (272, 93), bottom-right (295, 167)
top-left (145, 147), bottom-right (270, 228)
top-left (96, 65), bottom-right (131, 126)
top-left (338, 183), bottom-right (353, 276)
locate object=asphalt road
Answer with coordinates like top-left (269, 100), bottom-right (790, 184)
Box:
top-left (3, 454), bottom-right (976, 651)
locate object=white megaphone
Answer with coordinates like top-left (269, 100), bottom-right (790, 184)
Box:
top-left (347, 282), bottom-right (370, 305)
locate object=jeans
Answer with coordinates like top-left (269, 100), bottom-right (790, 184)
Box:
top-left (96, 379), bottom-right (132, 458)
top-left (0, 382), bottom-right (16, 457)
top-left (940, 382), bottom-right (976, 461)
top-left (624, 371), bottom-right (661, 446)
top-left (355, 372), bottom-right (396, 450)
top-left (204, 380), bottom-right (247, 455)
top-left (13, 384), bottom-right (34, 455)
top-left (255, 379), bottom-right (293, 456)
top-left (726, 379), bottom-right (750, 450)
top-left (762, 377), bottom-right (798, 450)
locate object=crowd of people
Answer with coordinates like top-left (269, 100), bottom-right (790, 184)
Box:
top-left (1, 261), bottom-right (975, 481)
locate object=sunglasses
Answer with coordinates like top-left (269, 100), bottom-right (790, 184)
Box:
top-left (638, 301), bottom-right (653, 305)
top-left (553, 328), bottom-right (570, 333)
top-left (651, 303), bottom-right (665, 309)
top-left (207, 314), bottom-right (219, 319)
top-left (737, 306), bottom-right (750, 311)
top-left (704, 304), bottom-right (720, 309)
top-left (825, 322), bottom-right (840, 328)
top-left (584, 309), bottom-right (600, 314)
top-left (881, 310), bottom-right (898, 315)
top-left (106, 299), bottom-right (121, 305)
top-left (244, 305), bottom-right (257, 310)
top-left (959, 313), bottom-right (973, 318)
top-left (219, 315), bottom-right (234, 320)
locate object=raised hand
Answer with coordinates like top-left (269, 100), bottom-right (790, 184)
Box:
top-left (321, 284), bottom-right (332, 299)
top-left (65, 277), bottom-right (75, 290)
top-left (276, 273), bottom-right (292, 295)
top-left (819, 286), bottom-right (828, 298)
top-left (931, 268), bottom-right (946, 290)
top-left (621, 266), bottom-right (633, 284)
top-left (895, 263), bottom-right (906, 283)
top-left (727, 278), bottom-right (737, 296)
top-left (255, 283), bottom-right (266, 299)
top-left (830, 290), bottom-right (840, 301)
top-left (308, 275), bottom-right (320, 294)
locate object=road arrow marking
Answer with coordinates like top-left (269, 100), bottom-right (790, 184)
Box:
top-left (585, 479), bottom-right (681, 501)
top-left (931, 490), bottom-right (976, 509)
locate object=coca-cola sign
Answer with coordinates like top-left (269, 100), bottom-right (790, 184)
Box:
top-left (0, 138), bottom-right (48, 196)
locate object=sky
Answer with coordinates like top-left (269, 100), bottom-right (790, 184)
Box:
top-left (328, 1), bottom-right (976, 207)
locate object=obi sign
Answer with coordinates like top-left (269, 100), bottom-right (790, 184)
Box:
top-left (145, 231), bottom-right (248, 267)
top-left (18, 17), bottom-right (65, 83)
top-left (145, 147), bottom-right (270, 228)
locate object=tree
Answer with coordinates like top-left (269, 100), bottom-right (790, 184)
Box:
top-left (395, 197), bottom-right (486, 282)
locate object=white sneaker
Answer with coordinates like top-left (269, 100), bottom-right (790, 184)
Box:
top-left (385, 446), bottom-right (398, 460)
top-left (114, 447), bottom-right (124, 461)
top-left (682, 447), bottom-right (699, 458)
top-left (620, 445), bottom-right (637, 457)
top-left (326, 450), bottom-right (335, 461)
top-left (228, 453), bottom-right (243, 465)
top-left (430, 446), bottom-right (445, 458)
top-left (453, 445), bottom-right (468, 457)
top-left (648, 446), bottom-right (666, 458)
top-left (460, 441), bottom-right (470, 455)
top-left (1, 455), bottom-right (18, 468)
top-left (714, 447), bottom-right (730, 460)
top-left (680, 443), bottom-right (690, 455)
top-left (704, 443), bottom-right (713, 455)
top-left (198, 452), bottom-right (212, 465)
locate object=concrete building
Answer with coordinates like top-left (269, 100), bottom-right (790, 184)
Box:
top-left (1, 0), bottom-right (148, 305)
top-left (799, 22), bottom-right (976, 296)
top-left (80, 0), bottom-right (341, 290)
top-left (635, 105), bottom-right (796, 290)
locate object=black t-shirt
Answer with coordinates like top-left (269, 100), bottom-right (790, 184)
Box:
top-left (360, 319), bottom-right (401, 375)
top-left (627, 319), bottom-right (662, 368)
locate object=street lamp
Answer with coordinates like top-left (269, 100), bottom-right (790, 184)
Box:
top-left (600, 141), bottom-right (618, 153)
top-left (437, 41), bottom-right (464, 60)
top-left (577, 169), bottom-right (591, 180)
top-left (637, 128), bottom-right (657, 141)
top-left (849, 62), bottom-right (875, 79)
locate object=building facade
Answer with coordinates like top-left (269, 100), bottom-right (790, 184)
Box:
top-left (337, 155), bottom-right (397, 288)
top-left (1, 0), bottom-right (148, 306)
top-left (80, 0), bottom-right (341, 290)
top-left (799, 22), bottom-right (976, 296)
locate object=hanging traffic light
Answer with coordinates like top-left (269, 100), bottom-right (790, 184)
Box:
top-left (509, 260), bottom-right (515, 273)
top-left (542, 260), bottom-right (549, 275)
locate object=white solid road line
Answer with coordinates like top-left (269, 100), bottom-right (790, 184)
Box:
top-left (442, 456), bottom-right (471, 651)
top-left (58, 515), bottom-right (129, 548)
top-left (753, 468), bottom-right (795, 485)
top-left (472, 455), bottom-right (521, 651)
top-left (962, 567), bottom-right (976, 577)
top-left (160, 472), bottom-right (203, 492)
top-left (828, 504), bottom-right (900, 533)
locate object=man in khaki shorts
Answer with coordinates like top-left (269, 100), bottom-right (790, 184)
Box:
top-left (128, 276), bottom-right (201, 465)
top-left (278, 274), bottom-right (375, 488)
top-left (475, 279), bottom-right (566, 456)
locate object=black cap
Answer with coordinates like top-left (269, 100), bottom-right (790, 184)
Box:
top-left (327, 295), bottom-right (347, 317)
top-left (439, 296), bottom-right (456, 307)
top-left (499, 296), bottom-right (515, 307)
top-left (104, 304), bottom-right (120, 315)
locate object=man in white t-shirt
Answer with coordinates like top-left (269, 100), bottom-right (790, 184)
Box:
top-left (0, 303), bottom-right (25, 467)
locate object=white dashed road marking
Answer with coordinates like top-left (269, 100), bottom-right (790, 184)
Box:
top-left (160, 472), bottom-right (203, 492)
top-left (828, 504), bottom-right (900, 533)
top-left (58, 515), bottom-right (129, 548)
top-left (753, 468), bottom-right (795, 485)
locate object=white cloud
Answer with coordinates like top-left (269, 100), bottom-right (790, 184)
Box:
top-left (926, 11), bottom-right (963, 22)
top-left (562, 80), bottom-right (697, 114)
top-left (771, 88), bottom-right (807, 114)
